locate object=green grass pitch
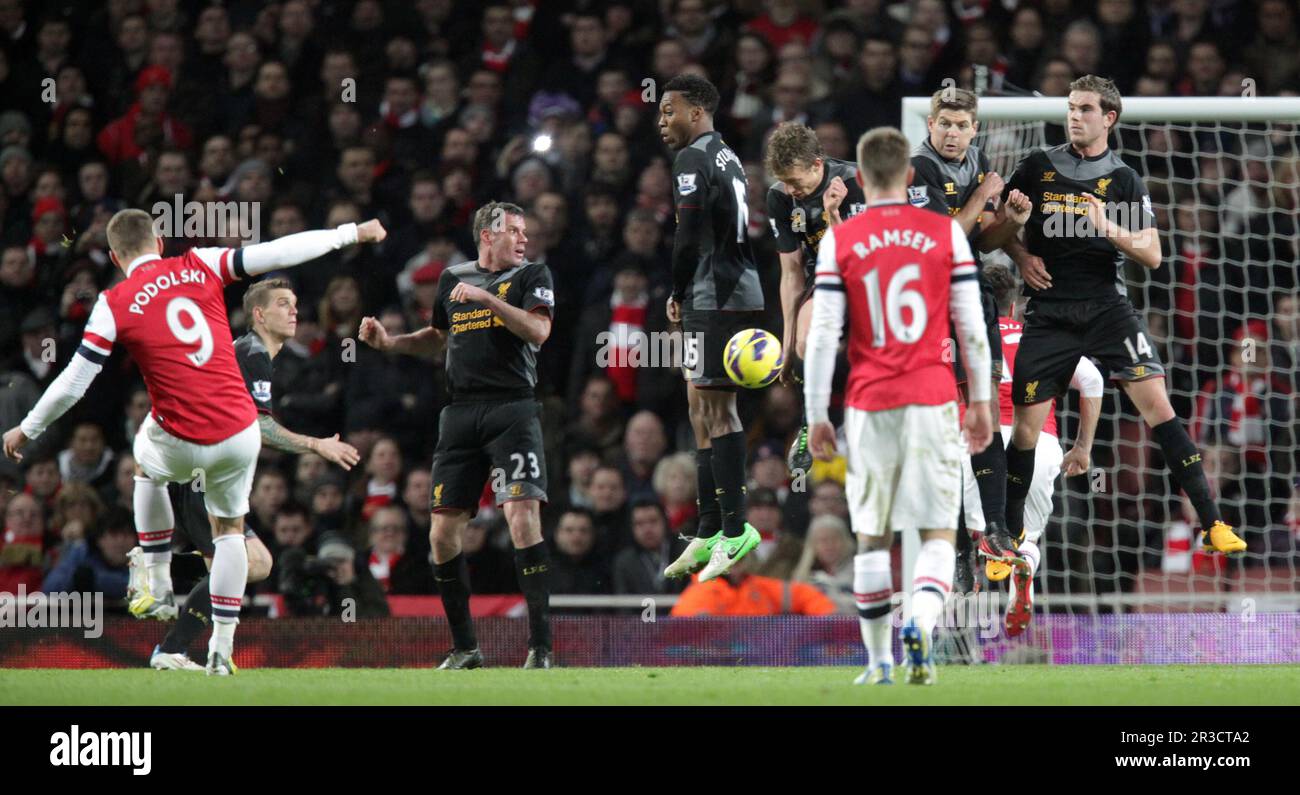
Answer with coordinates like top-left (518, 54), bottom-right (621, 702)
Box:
top-left (4, 665), bottom-right (1300, 706)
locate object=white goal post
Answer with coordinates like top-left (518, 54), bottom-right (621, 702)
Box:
top-left (897, 94), bottom-right (1300, 623)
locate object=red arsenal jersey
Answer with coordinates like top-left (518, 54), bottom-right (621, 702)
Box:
top-left (79, 249), bottom-right (256, 444)
top-left (817, 201), bottom-right (974, 411)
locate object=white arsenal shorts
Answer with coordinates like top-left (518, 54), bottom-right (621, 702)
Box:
top-left (843, 402), bottom-right (964, 538)
top-left (134, 414), bottom-right (261, 518)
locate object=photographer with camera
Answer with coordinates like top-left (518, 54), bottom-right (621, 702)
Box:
top-left (277, 530), bottom-right (388, 618)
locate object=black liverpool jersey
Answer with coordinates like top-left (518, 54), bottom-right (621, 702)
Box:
top-left (1005, 143), bottom-right (1154, 301)
top-left (765, 157), bottom-right (866, 281)
top-left (909, 138), bottom-right (994, 243)
top-left (232, 330), bottom-right (274, 416)
top-left (670, 130), bottom-right (764, 311)
top-left (431, 259), bottom-right (555, 398)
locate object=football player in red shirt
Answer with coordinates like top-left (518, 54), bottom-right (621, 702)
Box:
top-left (5, 208), bottom-right (385, 674)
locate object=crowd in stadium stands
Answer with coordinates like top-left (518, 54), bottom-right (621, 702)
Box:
top-left (0, 0), bottom-right (1296, 611)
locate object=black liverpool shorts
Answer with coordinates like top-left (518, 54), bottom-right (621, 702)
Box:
top-left (430, 397), bottom-right (548, 515)
top-left (167, 482), bottom-right (258, 557)
top-left (1012, 295), bottom-right (1164, 405)
top-left (680, 308), bottom-right (767, 388)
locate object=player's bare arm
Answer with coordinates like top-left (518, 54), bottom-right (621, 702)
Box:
top-left (1062, 357), bottom-right (1104, 476)
top-left (359, 316), bottom-right (443, 358)
top-left (257, 415), bottom-right (359, 470)
top-left (977, 188), bottom-right (1032, 252)
top-left (450, 281), bottom-right (551, 345)
top-left (777, 249), bottom-right (806, 385)
top-left (233, 218), bottom-right (387, 276)
top-left (1004, 233), bottom-right (1052, 290)
top-left (1081, 193), bottom-right (1161, 269)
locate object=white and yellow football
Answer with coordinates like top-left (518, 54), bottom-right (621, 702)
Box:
top-left (723, 328), bottom-right (783, 389)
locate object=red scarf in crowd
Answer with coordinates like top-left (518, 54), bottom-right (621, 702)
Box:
top-left (606, 297), bottom-right (647, 402)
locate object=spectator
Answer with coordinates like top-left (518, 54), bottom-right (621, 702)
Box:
top-left (792, 515), bottom-right (857, 614)
top-left (670, 552), bottom-right (836, 616)
top-left (57, 422), bottom-right (113, 490)
top-left (363, 505), bottom-right (434, 595)
top-left (23, 454), bottom-right (61, 514)
top-left (612, 499), bottom-right (686, 595)
top-left (566, 375), bottom-right (625, 461)
top-left (653, 451), bottom-right (698, 535)
top-left (48, 481), bottom-right (104, 563)
top-left (590, 465), bottom-right (630, 554)
top-left (462, 514), bottom-right (515, 594)
top-left (548, 508), bottom-right (610, 594)
top-left (832, 33), bottom-right (901, 136)
top-left (279, 530), bottom-right (389, 617)
top-left (0, 492), bottom-right (44, 592)
top-left (354, 436), bottom-right (402, 526)
top-left (95, 65), bottom-right (193, 166)
top-left (618, 411), bottom-right (667, 502)
top-left (42, 507), bottom-right (134, 599)
top-left (249, 468), bottom-right (289, 535)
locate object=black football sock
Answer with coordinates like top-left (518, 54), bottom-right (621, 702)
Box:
top-left (1004, 443), bottom-right (1037, 536)
top-left (971, 431), bottom-right (1008, 527)
top-left (433, 553), bottom-right (477, 651)
top-left (695, 448), bottom-right (721, 537)
top-left (159, 575), bottom-right (210, 655)
top-left (710, 431), bottom-right (749, 537)
top-left (513, 541), bottom-right (552, 650)
top-left (1152, 417), bottom-right (1222, 528)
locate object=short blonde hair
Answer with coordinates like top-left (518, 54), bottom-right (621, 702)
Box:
top-left (106, 208), bottom-right (157, 260)
top-left (856, 127), bottom-right (911, 190)
top-left (652, 452), bottom-right (696, 501)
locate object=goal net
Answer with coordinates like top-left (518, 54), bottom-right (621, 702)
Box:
top-left (901, 95), bottom-right (1300, 663)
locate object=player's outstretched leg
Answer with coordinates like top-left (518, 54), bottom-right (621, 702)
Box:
top-left (153, 537), bottom-right (270, 670)
top-left (206, 522), bottom-right (247, 676)
top-left (900, 533), bottom-right (954, 685)
top-left (1120, 378), bottom-right (1246, 554)
top-left (506, 500), bottom-right (553, 669)
top-left (852, 541), bottom-right (895, 685)
top-left (431, 510), bottom-right (483, 669)
top-left (129, 476), bottom-right (178, 620)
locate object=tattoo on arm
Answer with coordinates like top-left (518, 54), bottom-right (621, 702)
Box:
top-left (258, 414), bottom-right (314, 454)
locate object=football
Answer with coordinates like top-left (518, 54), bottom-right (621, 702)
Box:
top-left (723, 328), bottom-right (783, 389)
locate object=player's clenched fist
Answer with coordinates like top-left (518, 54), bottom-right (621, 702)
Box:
top-left (450, 282), bottom-right (491, 305)
top-left (822, 176), bottom-right (848, 217)
top-left (1003, 189), bottom-right (1031, 225)
top-left (358, 316), bottom-right (391, 350)
top-left (3, 426), bottom-right (28, 461)
top-left (356, 219), bottom-right (387, 243)
top-left (978, 171), bottom-right (1005, 202)
top-left (809, 421), bottom-right (837, 462)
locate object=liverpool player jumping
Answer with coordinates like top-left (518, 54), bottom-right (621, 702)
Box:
top-left (804, 127), bottom-right (994, 686)
top-left (3, 208), bottom-right (385, 674)
top-left (763, 121), bottom-right (865, 470)
top-left (658, 75), bottom-right (765, 582)
top-left (998, 75), bottom-right (1246, 560)
top-left (908, 87), bottom-right (1033, 570)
